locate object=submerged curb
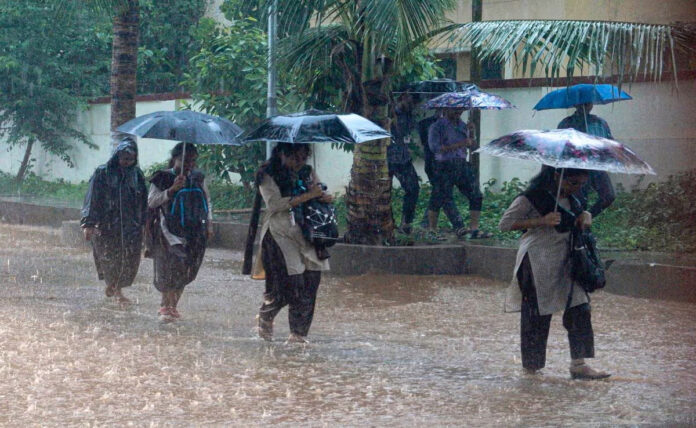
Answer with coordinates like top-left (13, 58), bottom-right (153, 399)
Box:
top-left (28, 216), bottom-right (696, 305)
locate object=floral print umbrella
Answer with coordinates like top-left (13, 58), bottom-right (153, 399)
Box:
top-left (423, 88), bottom-right (515, 110)
top-left (476, 128), bottom-right (655, 175)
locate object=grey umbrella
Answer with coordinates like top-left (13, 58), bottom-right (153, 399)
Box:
top-left (116, 110), bottom-right (244, 145)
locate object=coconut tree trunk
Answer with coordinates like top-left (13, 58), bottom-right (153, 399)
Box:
top-left (15, 137), bottom-right (35, 183)
top-left (110, 0), bottom-right (139, 137)
top-left (343, 71), bottom-right (395, 245)
top-left (344, 137), bottom-right (394, 244)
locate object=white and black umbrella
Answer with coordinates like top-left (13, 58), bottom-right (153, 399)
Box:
top-left (242, 109), bottom-right (390, 145)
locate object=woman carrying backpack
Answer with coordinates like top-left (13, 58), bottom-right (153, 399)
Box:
top-left (253, 143), bottom-right (332, 343)
top-left (499, 166), bottom-right (610, 380)
top-left (148, 143), bottom-right (213, 321)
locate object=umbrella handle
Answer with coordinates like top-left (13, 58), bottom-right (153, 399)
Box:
top-left (554, 168), bottom-right (565, 212)
top-left (181, 142), bottom-right (186, 177)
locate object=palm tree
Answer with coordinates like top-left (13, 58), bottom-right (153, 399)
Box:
top-left (64, 0), bottom-right (140, 137)
top-left (449, 20), bottom-right (693, 87)
top-left (107, 0), bottom-right (139, 132)
top-left (255, 1), bottom-right (695, 244)
top-left (277, 0), bottom-right (458, 244)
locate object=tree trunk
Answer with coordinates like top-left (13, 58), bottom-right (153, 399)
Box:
top-left (343, 73), bottom-right (394, 245)
top-left (110, 0), bottom-right (139, 141)
top-left (344, 137), bottom-right (394, 245)
top-left (15, 138), bottom-right (35, 183)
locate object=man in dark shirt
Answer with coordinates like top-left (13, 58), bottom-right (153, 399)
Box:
top-left (558, 103), bottom-right (616, 217)
top-left (427, 108), bottom-right (489, 238)
top-left (388, 92), bottom-right (421, 234)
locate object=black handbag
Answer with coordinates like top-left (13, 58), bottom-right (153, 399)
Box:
top-left (570, 228), bottom-right (606, 293)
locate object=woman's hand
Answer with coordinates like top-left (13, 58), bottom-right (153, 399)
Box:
top-left (307, 184), bottom-right (324, 200)
top-left (319, 193), bottom-right (334, 203)
top-left (539, 212), bottom-right (561, 227)
top-left (576, 211), bottom-right (592, 230)
top-left (168, 175), bottom-right (186, 196)
top-left (82, 227), bottom-right (99, 241)
top-left (206, 224), bottom-right (215, 240)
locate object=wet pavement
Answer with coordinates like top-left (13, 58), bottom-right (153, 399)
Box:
top-left (1, 223), bottom-right (695, 426)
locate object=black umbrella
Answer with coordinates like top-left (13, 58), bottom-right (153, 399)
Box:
top-left (242, 109), bottom-right (391, 145)
top-left (116, 110), bottom-right (244, 145)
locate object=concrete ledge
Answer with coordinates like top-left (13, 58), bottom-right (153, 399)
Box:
top-left (462, 243), bottom-right (517, 282)
top-left (56, 219), bottom-right (696, 303)
top-left (1, 198), bottom-right (80, 227)
top-left (328, 243), bottom-right (467, 276)
top-left (606, 262), bottom-right (696, 303)
top-left (212, 221), bottom-right (255, 250)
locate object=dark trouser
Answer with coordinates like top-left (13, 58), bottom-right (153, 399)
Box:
top-left (389, 161), bottom-right (420, 225)
top-left (517, 255), bottom-right (595, 370)
top-left (428, 159), bottom-right (483, 230)
top-left (260, 232), bottom-right (321, 337)
top-left (420, 152), bottom-right (458, 227)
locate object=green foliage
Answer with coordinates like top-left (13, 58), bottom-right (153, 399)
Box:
top-left (0, 0), bottom-right (105, 174)
top-left (333, 171), bottom-right (696, 252)
top-left (137, 0), bottom-right (209, 94)
top-left (181, 17), bottom-right (270, 184)
top-left (0, 171), bottom-right (88, 207)
top-left (595, 171), bottom-right (696, 252)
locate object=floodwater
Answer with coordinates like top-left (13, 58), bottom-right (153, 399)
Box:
top-left (1, 224), bottom-right (695, 426)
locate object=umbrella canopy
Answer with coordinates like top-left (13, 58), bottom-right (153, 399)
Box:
top-left (476, 128), bottom-right (655, 175)
top-left (116, 110), bottom-right (244, 145)
top-left (534, 84), bottom-right (632, 111)
top-left (243, 109), bottom-right (391, 145)
top-left (423, 89), bottom-right (515, 110)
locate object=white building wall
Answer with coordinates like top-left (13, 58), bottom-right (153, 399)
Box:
top-left (2, 79), bottom-right (694, 193)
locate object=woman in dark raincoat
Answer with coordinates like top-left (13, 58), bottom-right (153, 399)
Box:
top-left (147, 143), bottom-right (212, 321)
top-left (81, 137), bottom-right (148, 303)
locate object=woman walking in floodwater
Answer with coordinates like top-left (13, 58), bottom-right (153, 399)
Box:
top-left (253, 143), bottom-right (332, 343)
top-left (148, 143), bottom-right (212, 321)
top-left (81, 136), bottom-right (148, 303)
top-left (499, 166), bottom-right (610, 380)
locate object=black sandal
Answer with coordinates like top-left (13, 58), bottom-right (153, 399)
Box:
top-left (468, 229), bottom-right (493, 239)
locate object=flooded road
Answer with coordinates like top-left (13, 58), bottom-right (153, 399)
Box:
top-left (1, 223), bottom-right (695, 426)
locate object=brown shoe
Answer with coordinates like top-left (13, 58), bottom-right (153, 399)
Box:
top-left (570, 364), bottom-right (611, 380)
top-left (256, 315), bottom-right (273, 341)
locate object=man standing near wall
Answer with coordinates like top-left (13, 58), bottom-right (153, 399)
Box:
top-left (427, 108), bottom-right (491, 239)
top-left (558, 103), bottom-right (616, 216)
top-left (388, 92), bottom-right (420, 235)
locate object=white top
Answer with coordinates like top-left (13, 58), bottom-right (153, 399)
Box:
top-left (499, 195), bottom-right (588, 315)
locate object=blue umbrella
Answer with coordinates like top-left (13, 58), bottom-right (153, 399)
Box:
top-left (533, 84), bottom-right (632, 110)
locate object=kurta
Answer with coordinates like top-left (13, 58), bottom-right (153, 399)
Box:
top-left (499, 195), bottom-right (588, 315)
top-left (252, 173), bottom-right (329, 277)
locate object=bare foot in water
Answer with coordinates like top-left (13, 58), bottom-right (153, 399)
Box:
top-left (105, 285), bottom-right (115, 297)
top-left (113, 288), bottom-right (131, 304)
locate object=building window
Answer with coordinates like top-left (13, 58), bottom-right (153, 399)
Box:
top-left (481, 57), bottom-right (503, 80)
top-left (438, 56), bottom-right (457, 80)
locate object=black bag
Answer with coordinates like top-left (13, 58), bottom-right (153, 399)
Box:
top-left (168, 186), bottom-right (209, 234)
top-left (295, 198), bottom-right (339, 248)
top-left (570, 228), bottom-right (606, 293)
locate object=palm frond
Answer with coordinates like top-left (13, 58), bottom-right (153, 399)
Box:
top-left (447, 20), bottom-right (694, 86)
top-left (278, 24), bottom-right (352, 75)
top-left (359, 0), bottom-right (456, 61)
